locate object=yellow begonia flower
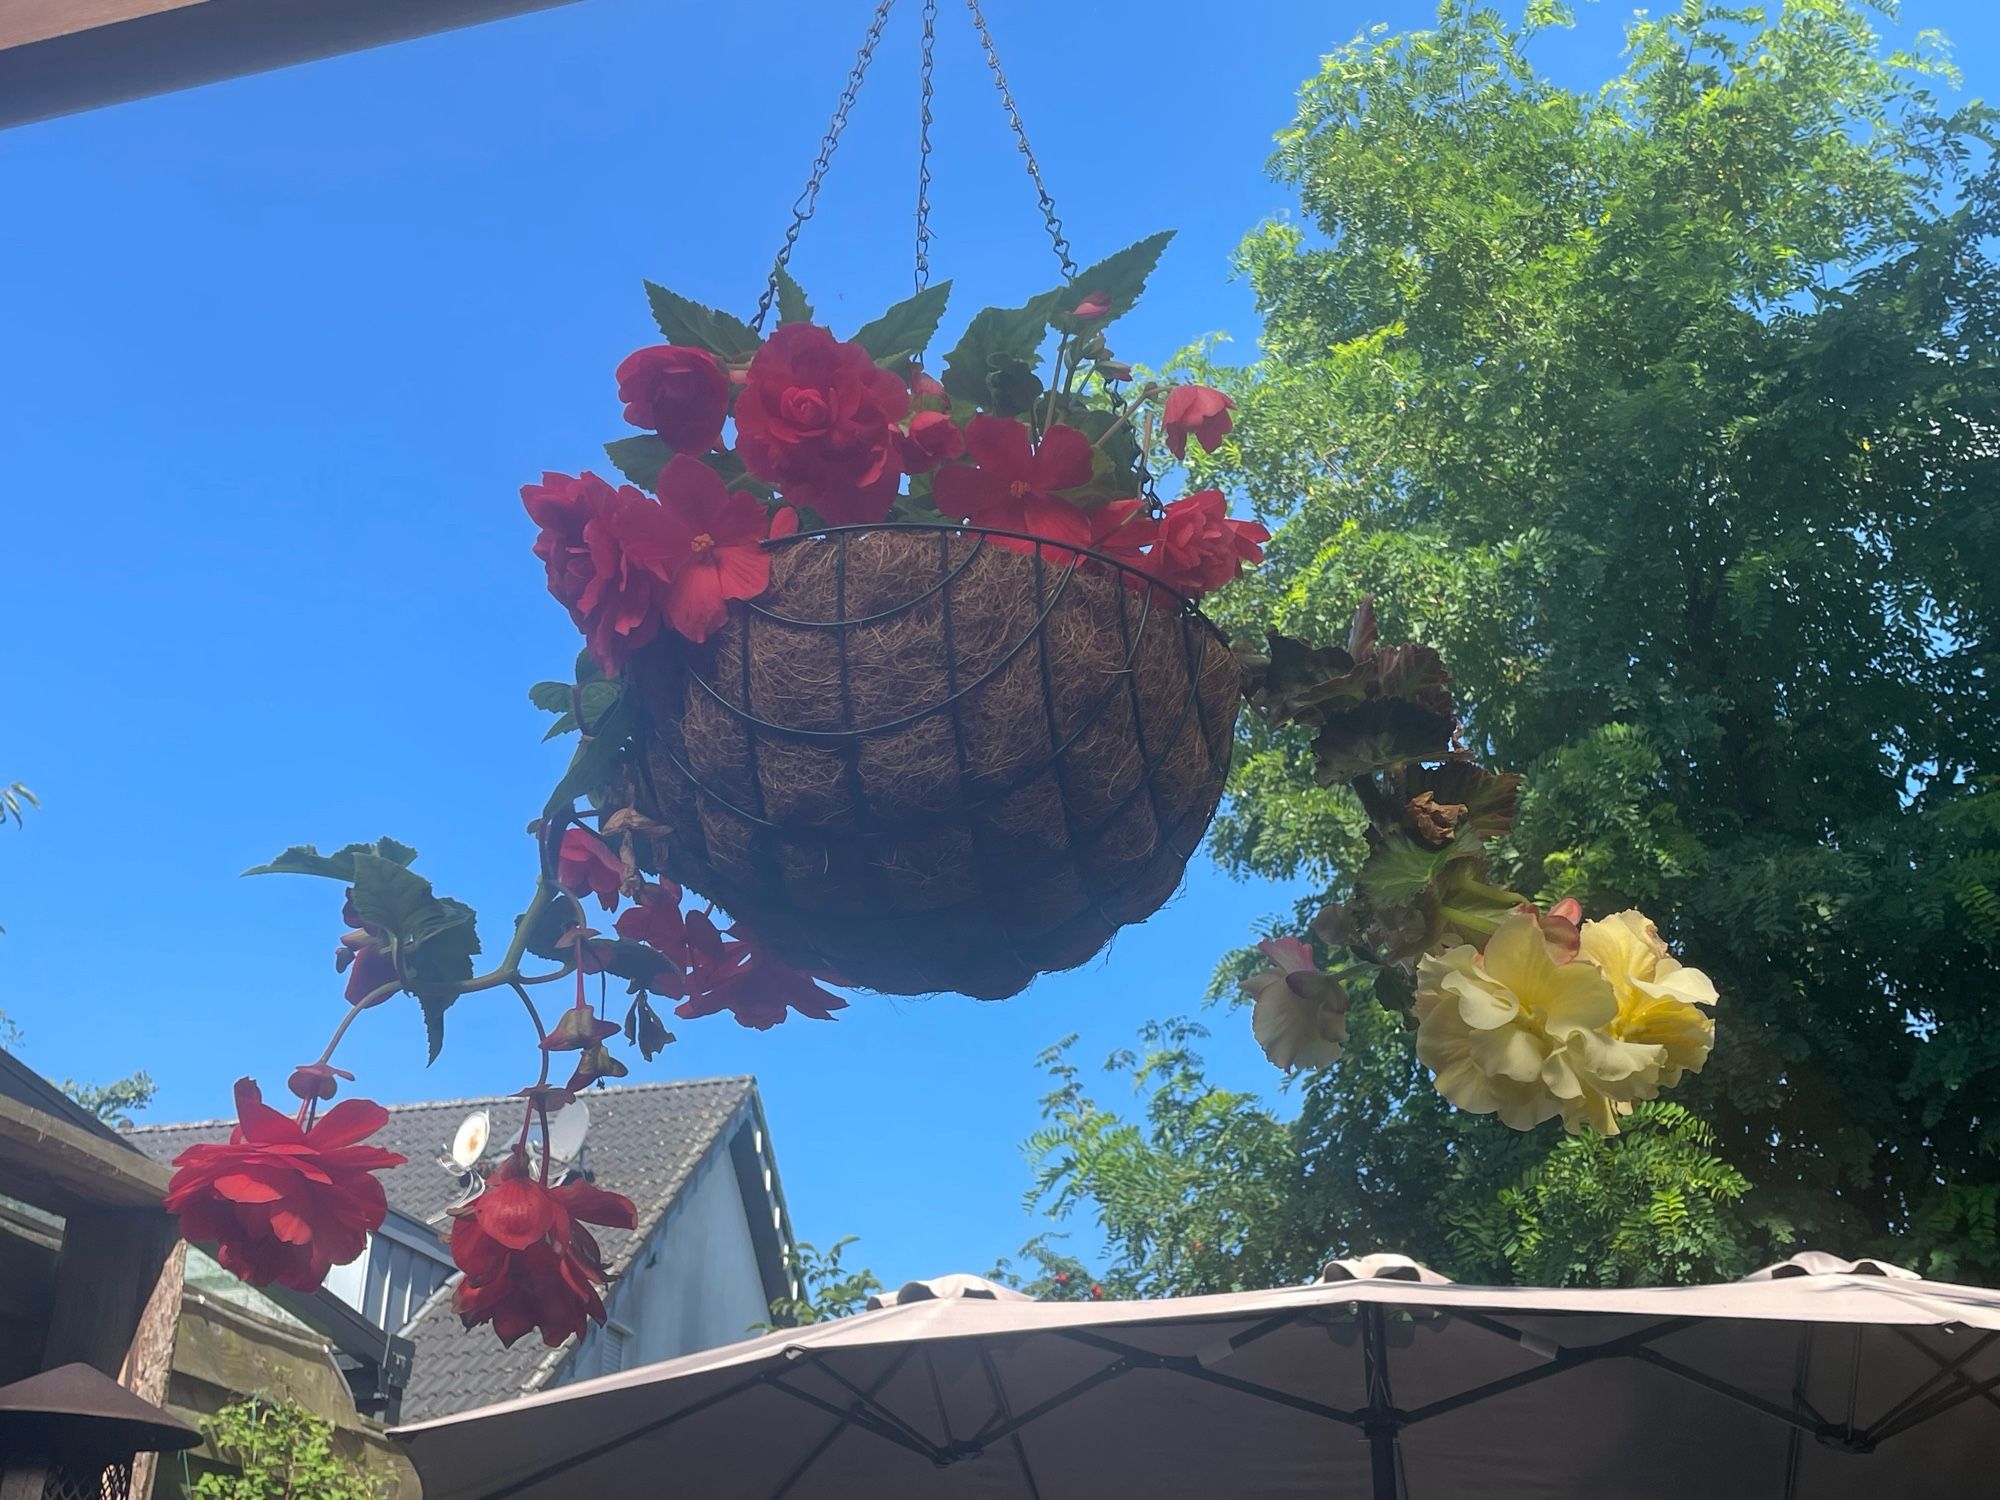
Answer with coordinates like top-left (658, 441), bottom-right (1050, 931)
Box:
top-left (1579, 910), bottom-right (1717, 1089)
top-left (1415, 912), bottom-right (1669, 1135)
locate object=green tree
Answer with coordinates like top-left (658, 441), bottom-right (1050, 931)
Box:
top-left (761, 1237), bottom-right (883, 1329)
top-left (189, 1395), bottom-right (383, 1500)
top-left (1174, 0), bottom-right (2000, 1278)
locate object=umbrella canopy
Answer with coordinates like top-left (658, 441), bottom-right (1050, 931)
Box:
top-left (0, 1362), bottom-right (200, 1459)
top-left (393, 1255), bottom-right (2000, 1499)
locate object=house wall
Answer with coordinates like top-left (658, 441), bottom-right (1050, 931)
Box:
top-left (557, 1135), bottom-right (770, 1386)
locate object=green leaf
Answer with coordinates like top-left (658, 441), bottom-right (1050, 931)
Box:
top-left (546, 683), bottom-right (639, 816)
top-left (775, 266), bottom-right (814, 326)
top-left (852, 280), bottom-right (952, 361)
top-left (939, 291), bottom-right (1061, 407)
top-left (346, 852), bottom-right (441, 936)
top-left (419, 992), bottom-right (451, 1065)
top-left (1357, 833), bottom-right (1457, 909)
top-left (244, 838), bottom-right (419, 882)
top-left (642, 282), bottom-right (759, 359)
top-left (593, 937), bottom-right (678, 994)
top-left (531, 680), bottom-right (623, 740)
top-left (1050, 231), bottom-right (1176, 333)
top-left (604, 435), bottom-right (673, 490)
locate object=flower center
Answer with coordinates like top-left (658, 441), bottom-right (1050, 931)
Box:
top-left (1008, 479), bottom-right (1031, 499)
top-left (691, 532), bottom-right (715, 553)
top-left (780, 387), bottom-right (831, 432)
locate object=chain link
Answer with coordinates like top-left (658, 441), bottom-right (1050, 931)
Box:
top-left (914, 0), bottom-right (938, 294)
top-left (963, 0), bottom-right (1078, 285)
top-left (755, 0), bottom-right (901, 333)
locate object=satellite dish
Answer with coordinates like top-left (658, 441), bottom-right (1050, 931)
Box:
top-left (545, 1099), bottom-right (590, 1162)
top-left (449, 1110), bottom-right (491, 1171)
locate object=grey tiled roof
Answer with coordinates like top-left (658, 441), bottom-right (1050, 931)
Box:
top-left (130, 1075), bottom-right (761, 1421)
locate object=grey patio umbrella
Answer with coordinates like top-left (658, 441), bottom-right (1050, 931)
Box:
top-left (393, 1253), bottom-right (2000, 1499)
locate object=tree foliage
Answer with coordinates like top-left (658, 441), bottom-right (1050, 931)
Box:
top-left (1168, 0), bottom-right (2000, 1278)
top-left (761, 1237), bottom-right (883, 1329)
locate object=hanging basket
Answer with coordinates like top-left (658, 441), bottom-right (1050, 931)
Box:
top-left (609, 523), bottom-right (1240, 999)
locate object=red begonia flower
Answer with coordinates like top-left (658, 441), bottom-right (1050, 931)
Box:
top-left (614, 880), bottom-right (688, 957)
top-left (164, 1079), bottom-right (405, 1293)
top-left (625, 455), bottom-right (774, 644)
top-left (557, 827), bottom-right (623, 911)
top-left (673, 923), bottom-right (846, 1031)
top-left (1162, 384), bottom-right (1235, 460)
top-left (909, 371), bottom-right (948, 412)
top-left (735, 323), bottom-right (910, 525)
top-left (1146, 490), bottom-right (1268, 596)
top-left (932, 416), bottom-right (1094, 553)
top-left (1069, 290), bottom-right (1112, 321)
top-left (523, 472), bottom-right (671, 675)
top-left (450, 1147), bottom-right (637, 1348)
top-left (1082, 498), bottom-right (1158, 581)
top-left (613, 345), bottom-right (729, 454)
top-left (896, 410), bottom-right (967, 475)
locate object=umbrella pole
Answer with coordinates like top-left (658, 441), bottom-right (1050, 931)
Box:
top-left (1360, 1307), bottom-right (1401, 1500)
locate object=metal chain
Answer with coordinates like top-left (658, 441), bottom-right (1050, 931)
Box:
top-left (963, 0), bottom-right (1078, 284)
top-left (914, 0), bottom-right (938, 294)
top-left (754, 0), bottom-right (901, 333)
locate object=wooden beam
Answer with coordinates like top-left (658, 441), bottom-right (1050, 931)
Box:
top-left (0, 1092), bottom-right (171, 1216)
top-left (121, 1239), bottom-right (187, 1500)
top-left (0, 0), bottom-right (585, 131)
top-left (42, 1208), bottom-right (179, 1378)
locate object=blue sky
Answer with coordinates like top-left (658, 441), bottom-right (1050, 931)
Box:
top-left (2, 0), bottom-right (1993, 1290)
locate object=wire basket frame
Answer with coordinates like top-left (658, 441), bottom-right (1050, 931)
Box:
top-left (616, 523), bottom-right (1241, 999)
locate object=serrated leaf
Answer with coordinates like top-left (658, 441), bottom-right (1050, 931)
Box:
top-left (643, 281), bottom-right (759, 359)
top-left (604, 434), bottom-right (674, 491)
top-left (532, 680), bottom-right (622, 740)
top-left (940, 291), bottom-right (1061, 406)
top-left (347, 852), bottom-right (441, 935)
top-left (419, 993), bottom-right (451, 1065)
top-left (244, 838), bottom-right (419, 882)
top-left (546, 684), bottom-right (638, 816)
top-left (775, 266), bottom-right (813, 326)
top-left (1050, 231), bottom-right (1176, 333)
top-left (852, 280), bottom-right (951, 361)
top-left (1357, 834), bottom-right (1458, 909)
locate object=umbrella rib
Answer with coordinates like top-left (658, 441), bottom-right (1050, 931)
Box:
top-left (1865, 1328), bottom-right (2000, 1438)
top-left (1400, 1317), bottom-right (1699, 1427)
top-left (1864, 1361), bottom-right (2000, 1446)
top-left (769, 1349), bottom-right (920, 1500)
top-left (976, 1342), bottom-right (1046, 1500)
top-left (1049, 1329), bottom-right (1365, 1428)
top-left (767, 1366), bottom-right (947, 1463)
top-left (478, 1364), bottom-right (779, 1499)
top-left (1625, 1346), bottom-right (1827, 1438)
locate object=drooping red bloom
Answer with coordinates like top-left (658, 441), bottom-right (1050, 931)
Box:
top-left (932, 416), bottom-right (1093, 552)
top-left (674, 921), bottom-right (847, 1031)
top-left (1145, 490), bottom-right (1268, 596)
top-left (614, 879), bottom-right (687, 955)
top-left (557, 827), bottom-right (623, 911)
top-left (1163, 384), bottom-right (1235, 459)
top-left (450, 1148), bottom-right (638, 1348)
top-left (522, 471), bottom-right (617, 614)
top-left (909, 371), bottom-right (948, 412)
top-left (614, 345), bottom-right (729, 454)
top-left (896, 410), bottom-right (966, 475)
top-left (165, 1079), bottom-right (405, 1293)
top-left (623, 455), bottom-right (778, 644)
top-left (523, 472), bottom-right (670, 674)
top-left (735, 323), bottom-right (910, 524)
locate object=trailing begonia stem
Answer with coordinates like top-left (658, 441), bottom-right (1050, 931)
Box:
top-left (315, 987), bottom-right (393, 1066)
